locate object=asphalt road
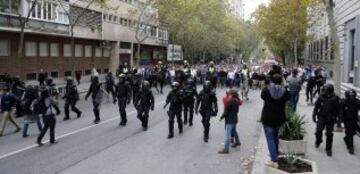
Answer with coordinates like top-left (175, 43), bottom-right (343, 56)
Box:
top-left (0, 87), bottom-right (263, 174)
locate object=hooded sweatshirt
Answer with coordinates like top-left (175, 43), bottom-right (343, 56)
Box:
top-left (260, 83), bottom-right (290, 127)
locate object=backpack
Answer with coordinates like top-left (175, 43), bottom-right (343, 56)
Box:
top-left (20, 98), bottom-right (34, 114)
top-left (32, 97), bottom-right (47, 114)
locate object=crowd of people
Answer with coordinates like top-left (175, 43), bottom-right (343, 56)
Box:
top-left (0, 61), bottom-right (359, 164)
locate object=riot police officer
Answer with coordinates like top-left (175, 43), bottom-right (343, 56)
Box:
top-left (115, 74), bottom-right (131, 126)
top-left (157, 61), bottom-right (167, 94)
top-left (105, 72), bottom-right (116, 103)
top-left (134, 81), bottom-right (155, 131)
top-left (183, 78), bottom-right (197, 126)
top-left (196, 81), bottom-right (218, 142)
top-left (313, 84), bottom-right (340, 156)
top-left (46, 78), bottom-right (61, 115)
top-left (11, 76), bottom-right (25, 117)
top-left (85, 75), bottom-right (104, 124)
top-left (164, 82), bottom-right (184, 139)
top-left (341, 89), bottom-right (360, 154)
top-left (63, 77), bottom-right (82, 120)
top-left (206, 61), bottom-right (217, 90)
top-left (131, 68), bottom-right (142, 104)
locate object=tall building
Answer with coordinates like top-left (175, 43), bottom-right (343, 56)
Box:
top-left (0, 0), bottom-right (168, 80)
top-left (226, 0), bottom-right (244, 20)
top-left (304, 0), bottom-right (360, 89)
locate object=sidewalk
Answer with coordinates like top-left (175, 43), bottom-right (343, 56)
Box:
top-left (251, 91), bottom-right (360, 174)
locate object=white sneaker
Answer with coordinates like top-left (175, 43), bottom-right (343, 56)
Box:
top-left (264, 160), bottom-right (279, 169)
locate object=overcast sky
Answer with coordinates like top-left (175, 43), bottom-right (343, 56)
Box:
top-left (243, 0), bottom-right (270, 20)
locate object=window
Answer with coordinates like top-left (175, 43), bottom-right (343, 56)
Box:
top-left (64, 71), bottom-right (72, 77)
top-left (95, 47), bottom-right (102, 57)
top-left (113, 16), bottom-right (118, 23)
top-left (97, 69), bottom-right (101, 74)
top-left (25, 41), bottom-right (37, 57)
top-left (109, 15), bottom-right (113, 22)
top-left (26, 73), bottom-right (37, 80)
top-left (84, 45), bottom-right (92, 57)
top-left (104, 69), bottom-right (109, 73)
top-left (151, 26), bottom-right (157, 37)
top-left (50, 72), bottom-right (58, 78)
top-left (0, 0), bottom-right (19, 14)
top-left (50, 43), bottom-right (59, 57)
top-left (30, 1), bottom-right (57, 21)
top-left (350, 30), bottom-right (356, 71)
top-left (39, 42), bottom-right (48, 57)
top-left (63, 44), bottom-right (71, 57)
top-left (75, 44), bottom-right (83, 57)
top-left (120, 18), bottom-right (124, 25)
top-left (57, 11), bottom-right (69, 24)
top-left (324, 37), bottom-right (328, 60)
top-left (0, 40), bottom-right (10, 56)
top-left (103, 48), bottom-right (110, 57)
top-left (85, 69), bottom-right (91, 75)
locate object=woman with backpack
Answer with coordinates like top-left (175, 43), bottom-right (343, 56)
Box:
top-left (22, 85), bottom-right (42, 138)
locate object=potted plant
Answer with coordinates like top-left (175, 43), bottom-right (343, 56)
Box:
top-left (266, 154), bottom-right (319, 174)
top-left (278, 104), bottom-right (307, 155)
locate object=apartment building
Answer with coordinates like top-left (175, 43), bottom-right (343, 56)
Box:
top-left (0, 0), bottom-right (168, 80)
top-left (304, 1), bottom-right (360, 88)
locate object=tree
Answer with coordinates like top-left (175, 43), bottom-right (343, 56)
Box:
top-left (252, 0), bottom-right (308, 66)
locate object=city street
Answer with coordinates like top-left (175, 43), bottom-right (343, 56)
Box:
top-left (0, 87), bottom-right (262, 174)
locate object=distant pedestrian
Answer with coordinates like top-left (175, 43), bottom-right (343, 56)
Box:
top-left (286, 69), bottom-right (303, 111)
top-left (218, 89), bottom-right (241, 154)
top-left (0, 85), bottom-right (21, 136)
top-left (38, 69), bottom-right (47, 87)
top-left (260, 74), bottom-right (290, 168)
top-left (75, 71), bottom-right (82, 85)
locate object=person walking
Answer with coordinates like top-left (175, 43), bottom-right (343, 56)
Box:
top-left (164, 82), bottom-right (184, 139)
top-left (115, 74), bottom-right (131, 126)
top-left (85, 76), bottom-right (104, 124)
top-left (37, 88), bottom-right (59, 146)
top-left (195, 81), bottom-right (218, 142)
top-left (312, 84), bottom-right (340, 157)
top-left (183, 78), bottom-right (197, 126)
top-left (286, 69), bottom-right (303, 111)
top-left (21, 85), bottom-right (42, 138)
top-left (260, 74), bottom-right (290, 168)
top-left (63, 77), bottom-right (82, 120)
top-left (0, 85), bottom-right (21, 136)
top-left (341, 89), bottom-right (360, 154)
top-left (134, 81), bottom-right (155, 131)
top-left (218, 89), bottom-right (241, 154)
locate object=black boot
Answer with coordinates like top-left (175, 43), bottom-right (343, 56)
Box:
top-left (168, 121), bottom-right (174, 139)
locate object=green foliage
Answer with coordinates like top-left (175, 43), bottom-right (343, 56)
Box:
top-left (279, 103), bottom-right (306, 141)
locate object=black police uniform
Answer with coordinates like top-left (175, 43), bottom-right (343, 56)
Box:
top-left (131, 71), bottom-right (142, 104)
top-left (63, 80), bottom-right (81, 120)
top-left (134, 84), bottom-right (155, 130)
top-left (85, 77), bottom-right (103, 124)
top-left (105, 73), bottom-right (116, 103)
top-left (164, 87), bottom-right (184, 138)
top-left (341, 91), bottom-right (360, 154)
top-left (158, 65), bottom-right (167, 94)
top-left (196, 85), bottom-right (218, 142)
top-left (183, 82), bottom-right (197, 126)
top-left (115, 77), bottom-right (131, 126)
top-left (313, 85), bottom-right (340, 156)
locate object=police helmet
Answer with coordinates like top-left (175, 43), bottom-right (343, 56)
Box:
top-left (345, 89), bottom-right (357, 100)
top-left (323, 84), bottom-right (334, 96)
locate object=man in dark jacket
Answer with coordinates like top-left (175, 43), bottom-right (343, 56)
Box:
top-left (85, 76), bottom-right (104, 124)
top-left (38, 69), bottom-right (47, 87)
top-left (115, 74), bottom-right (131, 126)
top-left (313, 84), bottom-right (340, 157)
top-left (0, 85), bottom-right (21, 136)
top-left (164, 81), bottom-right (184, 139)
top-left (218, 89), bottom-right (241, 154)
top-left (134, 81), bottom-right (155, 131)
top-left (196, 81), bottom-right (218, 142)
top-left (183, 78), bottom-right (197, 126)
top-left (260, 74), bottom-right (290, 168)
top-left (63, 77), bottom-right (82, 120)
top-left (341, 89), bottom-right (359, 154)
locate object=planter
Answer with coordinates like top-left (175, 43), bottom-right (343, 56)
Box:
top-left (279, 139), bottom-right (307, 155)
top-left (265, 157), bottom-right (319, 174)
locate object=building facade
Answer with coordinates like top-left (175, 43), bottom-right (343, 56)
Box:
top-left (304, 0), bottom-right (360, 88)
top-left (0, 0), bottom-right (168, 80)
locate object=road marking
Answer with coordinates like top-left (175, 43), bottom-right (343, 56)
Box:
top-left (0, 102), bottom-right (165, 160)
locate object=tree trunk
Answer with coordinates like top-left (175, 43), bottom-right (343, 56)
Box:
top-left (16, 26), bottom-right (25, 76)
top-left (70, 26), bottom-right (76, 77)
top-left (325, 0), bottom-right (341, 95)
top-left (294, 41), bottom-right (298, 66)
top-left (136, 43), bottom-right (141, 66)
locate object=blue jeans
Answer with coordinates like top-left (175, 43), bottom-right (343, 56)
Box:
top-left (289, 90), bottom-right (300, 111)
top-left (263, 125), bottom-right (279, 162)
top-left (224, 124), bottom-right (240, 151)
top-left (23, 118), bottom-right (43, 136)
